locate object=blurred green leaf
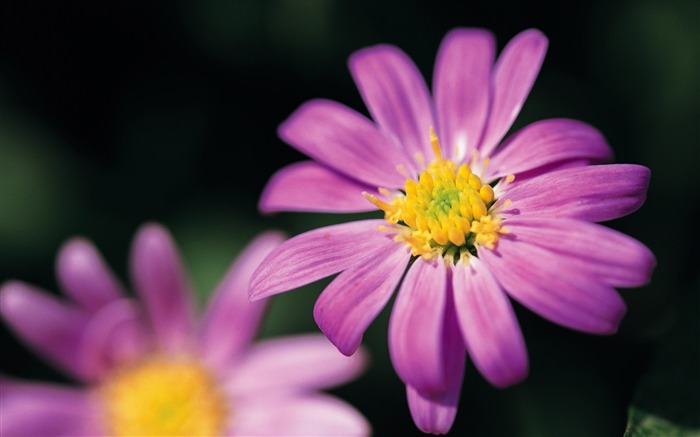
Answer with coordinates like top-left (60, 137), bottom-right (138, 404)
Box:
top-left (170, 201), bottom-right (266, 307)
top-left (624, 280), bottom-right (700, 437)
top-left (0, 107), bottom-right (83, 255)
top-left (625, 407), bottom-right (700, 437)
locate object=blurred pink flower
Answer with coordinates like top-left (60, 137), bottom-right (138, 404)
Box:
top-left (249, 27), bottom-right (656, 434)
top-left (1, 223), bottom-right (370, 436)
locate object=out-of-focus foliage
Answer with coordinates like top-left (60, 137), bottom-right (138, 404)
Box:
top-left (623, 279), bottom-right (700, 437)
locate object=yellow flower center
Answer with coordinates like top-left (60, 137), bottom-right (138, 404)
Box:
top-left (364, 128), bottom-right (510, 264)
top-left (99, 354), bottom-right (228, 436)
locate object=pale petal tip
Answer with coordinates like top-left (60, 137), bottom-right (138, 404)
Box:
top-left (276, 98), bottom-right (325, 142)
top-left (57, 237), bottom-right (93, 259)
top-left (247, 280), bottom-right (273, 303)
top-left (313, 305), bottom-right (361, 357)
top-left (257, 189), bottom-right (278, 215)
top-left (488, 363), bottom-right (529, 389)
top-left (353, 343), bottom-right (370, 368)
top-left (347, 43), bottom-right (403, 73)
top-left (131, 222), bottom-right (181, 267)
top-left (330, 334), bottom-right (360, 357)
top-left (628, 240), bottom-right (656, 288)
top-left (518, 28), bottom-right (549, 46)
top-left (253, 229), bottom-right (289, 245)
top-left (610, 300), bottom-right (628, 333)
top-left (247, 288), bottom-right (264, 302)
top-left (56, 237), bottom-right (96, 274)
top-left (134, 221), bottom-right (171, 244)
top-left (442, 26), bottom-right (495, 44)
top-left (0, 281), bottom-right (25, 314)
top-left (591, 302), bottom-right (627, 335)
top-left (257, 173), bottom-right (289, 215)
top-left (407, 385), bottom-right (457, 435)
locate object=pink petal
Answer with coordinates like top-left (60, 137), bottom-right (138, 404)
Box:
top-left (129, 223), bottom-right (196, 353)
top-left (225, 333), bottom-right (367, 397)
top-left (505, 217), bottom-right (655, 288)
top-left (249, 220), bottom-right (393, 301)
top-left (406, 290), bottom-right (465, 434)
top-left (498, 158), bottom-right (598, 187)
top-left (55, 238), bottom-right (126, 312)
top-left (349, 44), bottom-right (435, 166)
top-left (278, 99), bottom-right (413, 187)
top-left (0, 378), bottom-right (100, 436)
top-left (500, 164), bottom-right (651, 222)
top-left (481, 236), bottom-right (627, 334)
top-left (389, 258), bottom-right (448, 394)
top-left (229, 394), bottom-right (371, 437)
top-left (78, 298), bottom-right (151, 381)
top-left (478, 29), bottom-right (548, 157)
top-left (452, 258), bottom-right (528, 388)
top-left (433, 27), bottom-right (495, 160)
top-left (314, 241), bottom-right (410, 356)
top-left (199, 231), bottom-right (286, 372)
top-left (487, 118), bottom-right (614, 180)
top-left (406, 384), bottom-right (459, 436)
top-left (259, 161), bottom-right (379, 214)
top-left (0, 281), bottom-right (90, 381)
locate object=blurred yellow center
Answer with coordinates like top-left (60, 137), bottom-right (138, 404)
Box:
top-left (364, 128), bottom-right (507, 263)
top-left (99, 355), bottom-right (228, 436)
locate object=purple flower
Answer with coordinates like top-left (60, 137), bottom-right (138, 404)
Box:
top-left (248, 27), bottom-right (656, 434)
top-left (0, 223), bottom-right (371, 436)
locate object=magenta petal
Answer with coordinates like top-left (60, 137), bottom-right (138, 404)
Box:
top-left (501, 164), bottom-right (651, 222)
top-left (433, 27), bottom-right (494, 160)
top-left (0, 379), bottom-right (99, 436)
top-left (349, 44), bottom-right (435, 164)
top-left (226, 334), bottom-right (367, 397)
top-left (389, 258), bottom-right (448, 393)
top-left (406, 290), bottom-right (465, 434)
top-left (200, 231), bottom-right (285, 371)
top-left (479, 29), bottom-right (548, 157)
top-left (79, 298), bottom-right (150, 381)
top-left (314, 242), bottom-right (410, 356)
top-left (259, 161), bottom-right (379, 214)
top-left (487, 118), bottom-right (614, 180)
top-left (229, 394), bottom-right (371, 437)
top-left (0, 281), bottom-right (90, 380)
top-left (0, 378), bottom-right (101, 437)
top-left (278, 99), bottom-right (412, 187)
top-left (129, 223), bottom-right (196, 352)
top-left (55, 238), bottom-right (125, 312)
top-left (481, 237), bottom-right (627, 334)
top-left (249, 220), bottom-right (393, 301)
top-left (452, 258), bottom-right (528, 388)
top-left (506, 217), bottom-right (655, 288)
top-left (406, 384), bottom-right (459, 436)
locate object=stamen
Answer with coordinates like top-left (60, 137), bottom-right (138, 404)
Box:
top-left (367, 129), bottom-right (507, 264)
top-left (491, 198), bottom-right (512, 214)
top-left (362, 192), bottom-right (393, 211)
top-left (493, 173), bottom-right (516, 199)
top-left (378, 187), bottom-right (392, 197)
top-left (429, 127), bottom-right (443, 160)
top-left (479, 185), bottom-right (494, 204)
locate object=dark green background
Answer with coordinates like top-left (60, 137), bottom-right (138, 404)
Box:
top-left (1, 1), bottom-right (698, 436)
